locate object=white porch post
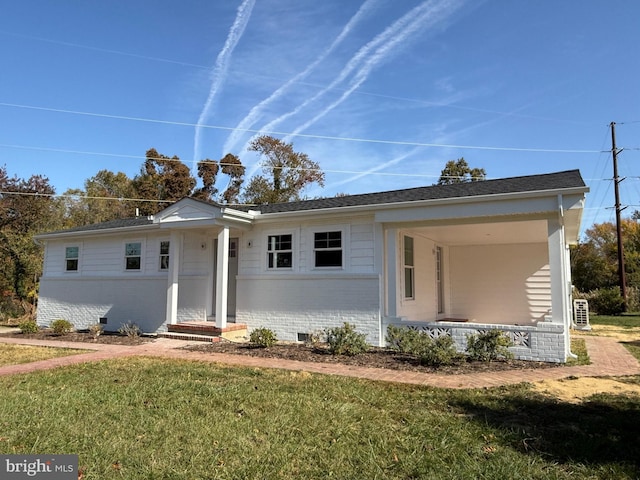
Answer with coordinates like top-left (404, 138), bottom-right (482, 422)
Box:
top-left (547, 217), bottom-right (567, 324)
top-left (215, 226), bottom-right (229, 329)
top-left (165, 231), bottom-right (182, 326)
top-left (385, 228), bottom-right (398, 318)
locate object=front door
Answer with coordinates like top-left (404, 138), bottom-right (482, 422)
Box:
top-left (212, 237), bottom-right (239, 317)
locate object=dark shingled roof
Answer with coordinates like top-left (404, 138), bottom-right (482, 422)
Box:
top-left (47, 216), bottom-right (154, 235)
top-left (42, 170), bottom-right (585, 235)
top-left (239, 169), bottom-right (586, 214)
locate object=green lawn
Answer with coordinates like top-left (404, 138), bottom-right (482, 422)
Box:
top-left (0, 343), bottom-right (84, 367)
top-left (590, 313), bottom-right (640, 328)
top-left (0, 357), bottom-right (638, 479)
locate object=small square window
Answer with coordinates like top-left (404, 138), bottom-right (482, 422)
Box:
top-left (65, 246), bottom-right (79, 271)
top-left (125, 242), bottom-right (142, 270)
top-left (314, 231), bottom-right (342, 267)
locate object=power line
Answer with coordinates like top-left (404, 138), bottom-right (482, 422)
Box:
top-left (0, 102), bottom-right (605, 154)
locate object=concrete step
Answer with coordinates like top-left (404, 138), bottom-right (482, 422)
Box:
top-left (158, 331), bottom-right (221, 343)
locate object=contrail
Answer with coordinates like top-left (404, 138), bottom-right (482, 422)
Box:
top-left (221, 0), bottom-right (380, 156)
top-left (283, 0), bottom-right (466, 142)
top-left (193, 0), bottom-right (256, 164)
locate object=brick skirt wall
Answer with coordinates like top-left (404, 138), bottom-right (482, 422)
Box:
top-left (235, 274), bottom-right (382, 345)
top-left (382, 318), bottom-right (568, 363)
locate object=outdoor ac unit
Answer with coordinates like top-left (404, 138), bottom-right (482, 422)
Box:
top-left (573, 299), bottom-right (591, 331)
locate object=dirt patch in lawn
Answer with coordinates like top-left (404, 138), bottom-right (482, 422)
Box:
top-left (0, 330), bottom-right (153, 346)
top-left (533, 377), bottom-right (640, 403)
top-left (574, 324), bottom-right (640, 342)
top-left (184, 341), bottom-right (562, 375)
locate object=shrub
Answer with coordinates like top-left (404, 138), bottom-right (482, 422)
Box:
top-left (583, 287), bottom-right (625, 315)
top-left (51, 319), bottom-right (73, 335)
top-left (89, 323), bottom-right (104, 340)
top-left (466, 330), bottom-right (514, 362)
top-left (249, 327), bottom-right (277, 347)
top-left (386, 325), bottom-right (459, 366)
top-left (18, 320), bottom-right (39, 334)
top-left (325, 322), bottom-right (369, 356)
top-left (118, 322), bottom-right (141, 338)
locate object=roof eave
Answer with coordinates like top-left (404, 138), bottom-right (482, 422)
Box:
top-left (34, 223), bottom-right (160, 241)
top-left (251, 185), bottom-right (589, 221)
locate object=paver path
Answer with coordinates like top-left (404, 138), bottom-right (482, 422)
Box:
top-left (0, 335), bottom-right (638, 389)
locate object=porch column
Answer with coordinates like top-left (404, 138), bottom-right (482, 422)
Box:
top-left (165, 231), bottom-right (182, 326)
top-left (547, 217), bottom-right (567, 324)
top-left (385, 228), bottom-right (398, 318)
top-left (215, 226), bottom-right (229, 329)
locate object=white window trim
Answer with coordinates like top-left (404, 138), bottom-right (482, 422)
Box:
top-left (264, 231), bottom-right (296, 272)
top-left (123, 239), bottom-right (145, 273)
top-left (64, 243), bottom-right (82, 273)
top-left (402, 235), bottom-right (415, 301)
top-left (309, 225), bottom-right (348, 271)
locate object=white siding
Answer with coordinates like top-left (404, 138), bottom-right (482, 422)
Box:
top-left (449, 243), bottom-right (551, 324)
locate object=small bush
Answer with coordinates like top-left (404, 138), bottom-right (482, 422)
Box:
top-left (118, 322), bottom-right (141, 338)
top-left (18, 320), bottom-right (39, 334)
top-left (466, 330), bottom-right (513, 362)
top-left (249, 327), bottom-right (277, 347)
top-left (51, 319), bottom-right (73, 335)
top-left (386, 325), bottom-right (459, 366)
top-left (325, 322), bottom-right (369, 356)
top-left (584, 287), bottom-right (625, 315)
top-left (89, 323), bottom-right (103, 340)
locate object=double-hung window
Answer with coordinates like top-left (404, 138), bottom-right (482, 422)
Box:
top-left (314, 231), bottom-right (342, 268)
top-left (159, 241), bottom-right (170, 271)
top-left (65, 246), bottom-right (79, 272)
top-left (267, 234), bottom-right (292, 269)
top-left (125, 242), bottom-right (142, 270)
top-left (403, 236), bottom-right (415, 300)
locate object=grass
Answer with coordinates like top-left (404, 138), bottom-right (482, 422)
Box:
top-left (567, 338), bottom-right (590, 365)
top-left (590, 313), bottom-right (640, 328)
top-left (0, 344), bottom-right (84, 367)
top-left (0, 357), bottom-right (638, 479)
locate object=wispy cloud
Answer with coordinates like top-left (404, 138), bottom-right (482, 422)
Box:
top-left (281, 0), bottom-right (467, 143)
top-left (193, 0), bottom-right (256, 163)
top-left (221, 0), bottom-right (380, 156)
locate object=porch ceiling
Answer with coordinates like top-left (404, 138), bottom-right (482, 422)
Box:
top-left (411, 219), bottom-right (548, 246)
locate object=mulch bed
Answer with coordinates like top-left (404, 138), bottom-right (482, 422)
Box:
top-left (0, 330), bottom-right (563, 374)
top-left (0, 330), bottom-right (152, 346)
top-left (184, 341), bottom-right (563, 375)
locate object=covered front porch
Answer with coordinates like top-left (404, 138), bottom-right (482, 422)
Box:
top-left (381, 213), bottom-right (575, 362)
top-left (155, 199), bottom-right (252, 331)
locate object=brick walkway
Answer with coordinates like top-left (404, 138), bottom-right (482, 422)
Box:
top-left (0, 335), bottom-right (638, 389)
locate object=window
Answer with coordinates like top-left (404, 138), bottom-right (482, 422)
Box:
top-left (267, 234), bottom-right (292, 269)
top-left (314, 231), bottom-right (342, 267)
top-left (65, 246), bottom-right (79, 271)
top-left (125, 242), bottom-right (142, 270)
top-left (403, 236), bottom-right (414, 299)
top-left (159, 241), bottom-right (170, 270)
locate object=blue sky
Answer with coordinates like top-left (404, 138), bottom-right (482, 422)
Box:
top-left (1, 0), bottom-right (639, 232)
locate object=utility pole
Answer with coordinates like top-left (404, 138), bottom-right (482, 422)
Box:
top-left (611, 121), bottom-right (627, 306)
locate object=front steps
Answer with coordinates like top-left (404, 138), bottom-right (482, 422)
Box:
top-left (159, 322), bottom-right (248, 343)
